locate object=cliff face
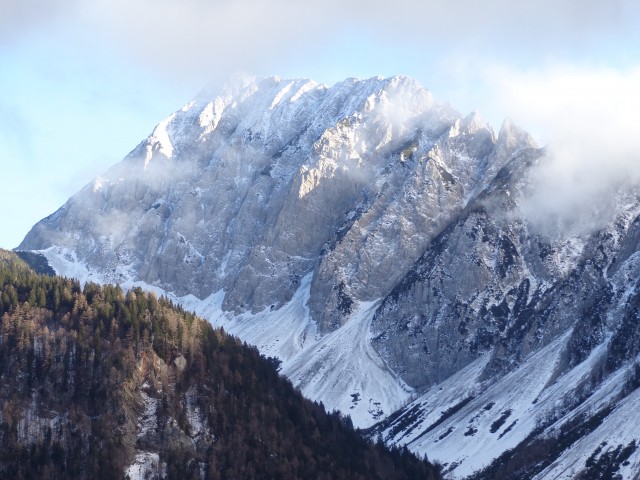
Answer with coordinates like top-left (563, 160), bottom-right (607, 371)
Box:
top-left (368, 175), bottom-right (640, 477)
top-left (0, 250), bottom-right (440, 480)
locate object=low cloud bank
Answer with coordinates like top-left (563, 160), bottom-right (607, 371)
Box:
top-left (484, 65), bottom-right (640, 236)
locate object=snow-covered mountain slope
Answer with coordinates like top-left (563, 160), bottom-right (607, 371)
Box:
top-left (19, 75), bottom-right (640, 477)
top-left (372, 331), bottom-right (576, 477)
top-left (374, 331), bottom-right (640, 478)
top-left (21, 75), bottom-right (531, 426)
top-left (368, 185), bottom-right (640, 477)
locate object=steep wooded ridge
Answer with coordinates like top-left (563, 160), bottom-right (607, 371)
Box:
top-left (18, 75), bottom-right (640, 477)
top-left (0, 250), bottom-right (441, 479)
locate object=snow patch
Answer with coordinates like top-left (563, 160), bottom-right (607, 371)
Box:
top-left (282, 298), bottom-right (413, 428)
top-left (198, 97), bottom-right (227, 137)
top-left (93, 176), bottom-right (108, 192)
top-left (389, 331), bottom-right (572, 478)
top-left (290, 80), bottom-right (319, 103)
top-left (144, 114), bottom-right (175, 167)
top-left (138, 387), bottom-right (159, 440)
top-left (270, 81), bottom-right (294, 109)
top-left (536, 383), bottom-right (640, 479)
top-left (125, 452), bottom-right (165, 480)
top-left (40, 247), bottom-right (103, 286)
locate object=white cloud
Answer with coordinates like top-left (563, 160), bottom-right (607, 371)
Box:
top-left (88, 0), bottom-right (640, 82)
top-left (3, 0), bottom-right (639, 84)
top-left (481, 64), bottom-right (640, 235)
top-left (0, 0), bottom-right (79, 42)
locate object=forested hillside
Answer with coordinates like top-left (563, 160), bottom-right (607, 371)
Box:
top-left (0, 250), bottom-right (441, 479)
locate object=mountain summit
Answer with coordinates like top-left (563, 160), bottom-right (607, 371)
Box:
top-left (20, 75), bottom-right (640, 477)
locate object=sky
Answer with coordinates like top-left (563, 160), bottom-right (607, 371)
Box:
top-left (1, 0), bottom-right (640, 248)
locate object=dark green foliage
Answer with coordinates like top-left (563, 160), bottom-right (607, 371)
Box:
top-left (15, 250), bottom-right (56, 276)
top-left (366, 395), bottom-right (476, 453)
top-left (497, 420), bottom-right (517, 439)
top-left (336, 281), bottom-right (354, 315)
top-left (365, 403), bottom-right (424, 442)
top-left (0, 250), bottom-right (441, 480)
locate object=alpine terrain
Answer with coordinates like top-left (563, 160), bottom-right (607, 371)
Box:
top-left (18, 75), bottom-right (640, 478)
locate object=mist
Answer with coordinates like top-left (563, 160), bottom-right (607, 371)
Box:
top-left (480, 64), bottom-right (640, 236)
top-left (3, 0), bottom-right (638, 84)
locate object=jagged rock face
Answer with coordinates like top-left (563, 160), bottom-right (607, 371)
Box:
top-left (370, 141), bottom-right (640, 390)
top-left (20, 75), bottom-right (550, 430)
top-left (20, 75), bottom-right (533, 335)
top-left (369, 150), bottom-right (553, 387)
top-left (366, 163), bottom-right (640, 477)
top-left (308, 112), bottom-right (527, 331)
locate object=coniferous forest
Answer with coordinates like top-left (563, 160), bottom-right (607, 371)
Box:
top-left (0, 250), bottom-right (441, 479)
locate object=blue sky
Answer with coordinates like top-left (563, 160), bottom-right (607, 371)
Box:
top-left (2, 0), bottom-right (640, 248)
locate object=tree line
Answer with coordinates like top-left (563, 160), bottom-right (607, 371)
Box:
top-left (0, 250), bottom-right (441, 479)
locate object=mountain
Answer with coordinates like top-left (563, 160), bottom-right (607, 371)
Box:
top-left (19, 74), bottom-right (531, 427)
top-left (18, 75), bottom-right (640, 478)
top-left (0, 250), bottom-right (441, 479)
